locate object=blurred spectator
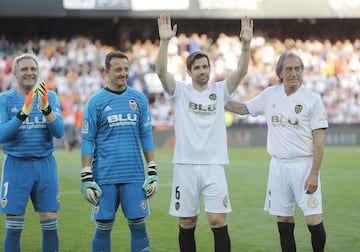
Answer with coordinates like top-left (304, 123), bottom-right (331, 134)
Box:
top-left (0, 32), bottom-right (359, 126)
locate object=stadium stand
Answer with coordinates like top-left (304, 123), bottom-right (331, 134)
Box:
top-left (0, 18), bottom-right (359, 148)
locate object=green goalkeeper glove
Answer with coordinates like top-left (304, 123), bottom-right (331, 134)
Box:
top-left (81, 167), bottom-right (102, 205)
top-left (142, 161), bottom-right (158, 199)
top-left (37, 80), bottom-right (52, 115)
top-left (17, 85), bottom-right (37, 121)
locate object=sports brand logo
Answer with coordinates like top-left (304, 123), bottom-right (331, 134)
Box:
top-left (56, 194), bottom-right (61, 205)
top-left (140, 200), bottom-right (147, 212)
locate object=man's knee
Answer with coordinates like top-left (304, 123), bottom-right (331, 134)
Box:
top-left (179, 216), bottom-right (197, 228)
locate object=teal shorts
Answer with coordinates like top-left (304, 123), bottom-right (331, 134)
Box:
top-left (92, 183), bottom-right (150, 220)
top-left (0, 154), bottom-right (60, 215)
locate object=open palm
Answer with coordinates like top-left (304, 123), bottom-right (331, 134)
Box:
top-left (240, 16), bottom-right (253, 43)
top-left (158, 14), bottom-right (177, 40)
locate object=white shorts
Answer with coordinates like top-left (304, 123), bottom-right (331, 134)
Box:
top-left (169, 164), bottom-right (232, 217)
top-left (264, 157), bottom-right (323, 217)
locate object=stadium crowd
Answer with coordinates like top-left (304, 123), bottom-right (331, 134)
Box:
top-left (0, 31), bottom-right (359, 139)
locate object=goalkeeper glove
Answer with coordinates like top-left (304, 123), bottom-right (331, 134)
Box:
top-left (81, 167), bottom-right (102, 205)
top-left (142, 161), bottom-right (158, 199)
top-left (37, 80), bottom-right (52, 115)
top-left (17, 85), bottom-right (37, 121)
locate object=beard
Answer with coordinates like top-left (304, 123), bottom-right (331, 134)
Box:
top-left (196, 75), bottom-right (209, 86)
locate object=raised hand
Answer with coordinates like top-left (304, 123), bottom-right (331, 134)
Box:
top-left (37, 80), bottom-right (49, 111)
top-left (21, 85), bottom-right (37, 116)
top-left (157, 13), bottom-right (177, 40)
top-left (240, 16), bottom-right (253, 43)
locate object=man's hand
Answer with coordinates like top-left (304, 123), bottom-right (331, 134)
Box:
top-left (304, 173), bottom-right (319, 194)
top-left (157, 13), bottom-right (177, 40)
top-left (37, 80), bottom-right (50, 112)
top-left (143, 161), bottom-right (159, 199)
top-left (239, 16), bottom-right (253, 43)
top-left (81, 167), bottom-right (102, 205)
top-left (21, 85), bottom-right (37, 116)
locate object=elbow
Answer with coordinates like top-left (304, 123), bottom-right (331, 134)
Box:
top-left (49, 121), bottom-right (65, 138)
top-left (156, 72), bottom-right (169, 86)
top-left (54, 128), bottom-right (64, 139)
top-left (156, 69), bottom-right (166, 80)
top-left (55, 124), bottom-right (65, 138)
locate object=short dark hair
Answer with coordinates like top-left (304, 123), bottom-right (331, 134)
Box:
top-left (105, 51), bottom-right (129, 69)
top-left (186, 51), bottom-right (210, 71)
top-left (275, 52), bottom-right (304, 82)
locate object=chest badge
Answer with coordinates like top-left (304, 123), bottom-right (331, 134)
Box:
top-left (295, 104), bottom-right (303, 114)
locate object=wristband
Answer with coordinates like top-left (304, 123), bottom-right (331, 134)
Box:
top-left (81, 166), bottom-right (94, 182)
top-left (147, 161), bottom-right (158, 176)
top-left (16, 110), bottom-right (28, 121)
top-left (41, 105), bottom-right (52, 116)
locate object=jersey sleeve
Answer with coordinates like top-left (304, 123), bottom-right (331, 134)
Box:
top-left (46, 91), bottom-right (64, 138)
top-left (139, 93), bottom-right (154, 152)
top-left (0, 92), bottom-right (24, 143)
top-left (246, 89), bottom-right (269, 117)
top-left (81, 98), bottom-right (97, 157)
top-left (310, 95), bottom-right (329, 130)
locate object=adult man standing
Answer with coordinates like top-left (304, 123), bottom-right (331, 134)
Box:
top-left (80, 51), bottom-right (158, 252)
top-left (226, 52), bottom-right (328, 252)
top-left (156, 13), bottom-right (253, 252)
top-left (0, 53), bottom-right (64, 252)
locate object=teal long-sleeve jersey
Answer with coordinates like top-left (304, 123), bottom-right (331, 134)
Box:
top-left (0, 88), bottom-right (64, 158)
top-left (81, 87), bottom-right (154, 185)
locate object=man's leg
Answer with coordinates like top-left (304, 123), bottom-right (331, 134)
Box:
top-left (179, 217), bottom-right (197, 252)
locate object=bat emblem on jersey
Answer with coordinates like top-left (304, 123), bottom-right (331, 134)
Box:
top-left (295, 105), bottom-right (303, 114)
top-left (129, 100), bottom-right (137, 110)
top-left (1, 197), bottom-right (7, 208)
top-left (209, 93), bottom-right (217, 101)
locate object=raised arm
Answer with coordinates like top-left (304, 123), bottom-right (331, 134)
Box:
top-left (226, 16), bottom-right (253, 94)
top-left (156, 13), bottom-right (178, 96)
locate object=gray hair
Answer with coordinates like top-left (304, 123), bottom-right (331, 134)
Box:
top-left (12, 53), bottom-right (39, 74)
top-left (275, 52), bottom-right (304, 82)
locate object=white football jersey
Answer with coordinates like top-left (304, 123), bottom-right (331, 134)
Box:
top-left (247, 84), bottom-right (328, 159)
top-left (169, 80), bottom-right (231, 164)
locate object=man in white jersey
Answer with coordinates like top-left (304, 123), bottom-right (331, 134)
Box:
top-left (226, 52), bottom-right (328, 252)
top-left (156, 13), bottom-right (253, 252)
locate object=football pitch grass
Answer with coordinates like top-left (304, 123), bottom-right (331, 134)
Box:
top-left (0, 146), bottom-right (359, 251)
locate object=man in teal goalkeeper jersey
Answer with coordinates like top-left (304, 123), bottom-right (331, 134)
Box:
top-left (0, 53), bottom-right (64, 252)
top-left (80, 51), bottom-right (158, 252)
